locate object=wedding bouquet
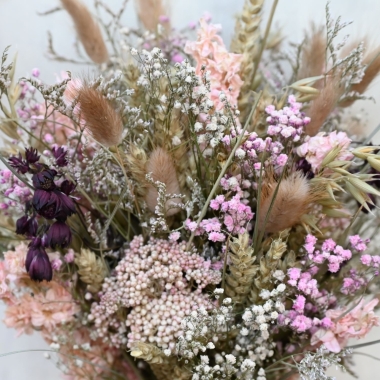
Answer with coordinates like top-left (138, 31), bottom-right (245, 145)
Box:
top-left (0, 0), bottom-right (380, 379)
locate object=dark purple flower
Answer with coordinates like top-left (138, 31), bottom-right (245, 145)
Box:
top-left (296, 158), bottom-right (314, 180)
top-left (25, 147), bottom-right (40, 164)
top-left (9, 153), bottom-right (29, 174)
top-left (52, 147), bottom-right (68, 167)
top-left (25, 237), bottom-right (43, 272)
top-left (60, 180), bottom-right (76, 195)
top-left (46, 220), bottom-right (72, 248)
top-left (32, 169), bottom-right (57, 190)
top-left (28, 249), bottom-right (53, 282)
top-left (16, 215), bottom-right (38, 236)
top-left (32, 189), bottom-right (59, 219)
top-left (32, 189), bottom-right (76, 220)
top-left (54, 190), bottom-right (76, 219)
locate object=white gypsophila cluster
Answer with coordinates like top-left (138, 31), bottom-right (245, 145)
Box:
top-left (228, 284), bottom-right (286, 368)
top-left (176, 290), bottom-right (233, 361)
top-left (177, 289), bottom-right (260, 380)
top-left (296, 346), bottom-right (353, 380)
top-left (185, 177), bottom-right (206, 219)
top-left (191, 353), bottom-right (257, 380)
top-left (242, 284), bottom-right (286, 339)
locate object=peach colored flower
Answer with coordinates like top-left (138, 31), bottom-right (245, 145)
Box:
top-left (30, 282), bottom-right (79, 332)
top-left (0, 261), bottom-right (10, 299)
top-left (43, 326), bottom-right (122, 380)
top-left (4, 294), bottom-right (34, 335)
top-left (3, 242), bottom-right (28, 278)
top-left (311, 299), bottom-right (380, 352)
top-left (297, 131), bottom-right (353, 172)
top-left (185, 18), bottom-right (243, 109)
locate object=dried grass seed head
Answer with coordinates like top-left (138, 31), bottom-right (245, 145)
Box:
top-left (145, 147), bottom-right (181, 216)
top-left (258, 172), bottom-right (323, 233)
top-left (78, 84), bottom-right (123, 147)
top-left (61, 0), bottom-right (109, 64)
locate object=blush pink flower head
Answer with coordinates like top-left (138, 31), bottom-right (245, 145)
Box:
top-left (184, 18), bottom-right (243, 109)
top-left (297, 131), bottom-right (353, 172)
top-left (311, 298), bottom-right (380, 352)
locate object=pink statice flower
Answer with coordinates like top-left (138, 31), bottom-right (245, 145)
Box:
top-left (311, 299), bottom-right (380, 352)
top-left (184, 18), bottom-right (243, 109)
top-left (297, 131), bottom-right (353, 172)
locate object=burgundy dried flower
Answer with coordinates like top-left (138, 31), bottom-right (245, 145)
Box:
top-left (26, 237), bottom-right (53, 282)
top-left (32, 189), bottom-right (76, 220)
top-left (25, 237), bottom-right (44, 271)
top-left (46, 220), bottom-right (72, 248)
top-left (16, 215), bottom-right (38, 236)
top-left (8, 153), bottom-right (29, 174)
top-left (28, 249), bottom-right (53, 282)
top-left (52, 147), bottom-right (68, 167)
top-left (296, 158), bottom-right (314, 180)
top-left (25, 147), bottom-right (40, 164)
top-left (32, 169), bottom-right (57, 191)
top-left (59, 180), bottom-right (76, 195)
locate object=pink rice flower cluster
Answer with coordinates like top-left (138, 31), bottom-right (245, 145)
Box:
top-left (304, 234), bottom-right (352, 273)
top-left (297, 131), bottom-right (353, 172)
top-left (184, 18), bottom-right (243, 109)
top-left (0, 169), bottom-right (32, 214)
top-left (265, 95), bottom-right (310, 141)
top-left (89, 236), bottom-right (221, 349)
top-left (311, 299), bottom-right (380, 353)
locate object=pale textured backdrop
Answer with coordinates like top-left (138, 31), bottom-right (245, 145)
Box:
top-left (0, 0), bottom-right (380, 378)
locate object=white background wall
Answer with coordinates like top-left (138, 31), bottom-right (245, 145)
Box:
top-left (0, 0), bottom-right (380, 378)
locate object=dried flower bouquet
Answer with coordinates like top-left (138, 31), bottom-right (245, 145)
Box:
top-left (0, 0), bottom-right (380, 379)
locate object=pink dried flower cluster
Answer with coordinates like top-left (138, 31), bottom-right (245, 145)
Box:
top-left (0, 170), bottom-right (32, 214)
top-left (287, 267), bottom-right (320, 298)
top-left (341, 269), bottom-right (367, 295)
top-left (311, 299), bottom-right (380, 352)
top-left (222, 127), bottom-right (289, 176)
top-left (304, 234), bottom-right (352, 273)
top-left (186, 192), bottom-right (254, 242)
top-left (89, 236), bottom-right (221, 349)
top-left (265, 95), bottom-right (310, 141)
top-left (297, 131), bottom-right (353, 172)
top-left (349, 235), bottom-right (369, 251)
top-left (185, 18), bottom-right (243, 109)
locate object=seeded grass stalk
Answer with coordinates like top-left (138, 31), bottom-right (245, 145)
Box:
top-left (254, 165), bottom-right (287, 254)
top-left (186, 91), bottom-right (263, 250)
